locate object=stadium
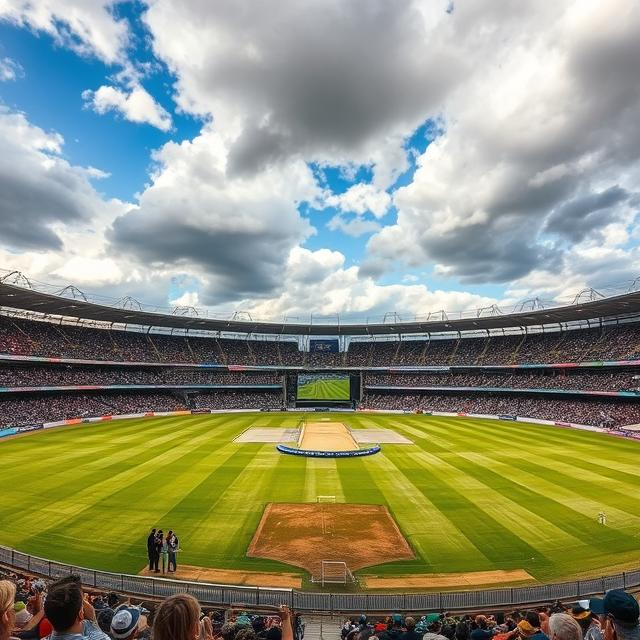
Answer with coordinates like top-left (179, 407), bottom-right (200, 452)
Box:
top-left (3, 3), bottom-right (640, 640)
top-left (2, 277), bottom-right (640, 616)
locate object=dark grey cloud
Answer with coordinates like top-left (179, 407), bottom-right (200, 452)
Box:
top-left (0, 110), bottom-right (105, 251)
top-left (145, 0), bottom-right (462, 175)
top-left (545, 186), bottom-right (630, 242)
top-left (110, 213), bottom-right (304, 303)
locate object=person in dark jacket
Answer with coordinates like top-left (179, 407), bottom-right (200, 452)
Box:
top-left (146, 529), bottom-right (156, 571)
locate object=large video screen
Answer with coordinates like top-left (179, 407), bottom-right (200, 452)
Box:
top-left (296, 373), bottom-right (350, 401)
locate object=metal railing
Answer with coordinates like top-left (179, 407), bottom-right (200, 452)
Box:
top-left (2, 545), bottom-right (638, 613)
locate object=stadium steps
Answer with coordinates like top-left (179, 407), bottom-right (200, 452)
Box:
top-left (303, 617), bottom-right (341, 640)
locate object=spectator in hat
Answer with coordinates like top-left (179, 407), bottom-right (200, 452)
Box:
top-left (569, 606), bottom-right (603, 640)
top-left (548, 615), bottom-right (582, 640)
top-left (422, 616), bottom-right (448, 640)
top-left (380, 616), bottom-right (405, 640)
top-left (589, 590), bottom-right (640, 640)
top-left (43, 575), bottom-right (110, 640)
top-left (110, 606), bottom-right (147, 640)
top-left (517, 612), bottom-right (549, 640)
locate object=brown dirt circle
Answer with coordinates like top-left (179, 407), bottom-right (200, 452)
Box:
top-left (247, 503), bottom-right (415, 577)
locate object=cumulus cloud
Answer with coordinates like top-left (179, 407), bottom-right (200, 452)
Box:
top-left (237, 247), bottom-right (497, 320)
top-left (0, 107), bottom-right (127, 252)
top-left (143, 0), bottom-right (461, 184)
top-left (0, 56), bottom-right (23, 81)
top-left (0, 0), bottom-right (129, 64)
top-left (365, 0), bottom-right (640, 286)
top-left (82, 84), bottom-right (172, 131)
top-left (108, 124), bottom-right (320, 303)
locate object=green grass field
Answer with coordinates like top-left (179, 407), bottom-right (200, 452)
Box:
top-left (297, 376), bottom-right (350, 400)
top-left (2, 412), bottom-right (640, 588)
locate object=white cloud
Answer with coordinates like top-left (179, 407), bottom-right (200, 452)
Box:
top-left (237, 247), bottom-right (497, 320)
top-left (108, 123), bottom-right (321, 303)
top-left (0, 0), bottom-right (129, 64)
top-left (143, 0), bottom-right (460, 185)
top-left (0, 106), bottom-right (127, 251)
top-left (83, 84), bottom-right (172, 131)
top-left (365, 0), bottom-right (640, 287)
top-left (327, 215), bottom-right (381, 238)
top-left (326, 183), bottom-right (391, 219)
top-left (0, 56), bottom-right (23, 81)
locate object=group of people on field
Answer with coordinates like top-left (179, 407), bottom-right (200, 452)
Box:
top-left (146, 528), bottom-right (179, 574)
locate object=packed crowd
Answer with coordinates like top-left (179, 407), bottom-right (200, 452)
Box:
top-left (361, 393), bottom-right (640, 427)
top-left (364, 372), bottom-right (638, 392)
top-left (2, 565), bottom-right (640, 640)
top-left (0, 390), bottom-right (284, 428)
top-left (340, 590), bottom-right (640, 640)
top-left (0, 569), bottom-right (300, 640)
top-left (2, 316), bottom-right (640, 367)
top-left (0, 366), bottom-right (281, 387)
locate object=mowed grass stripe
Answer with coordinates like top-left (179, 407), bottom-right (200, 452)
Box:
top-left (304, 458), bottom-right (346, 502)
top-left (0, 417), bottom-right (218, 529)
top-left (382, 446), bottom-right (555, 574)
top-left (29, 418), bottom-right (250, 571)
top-left (360, 451), bottom-right (492, 571)
top-left (414, 416), bottom-right (640, 477)
top-left (395, 418), bottom-right (639, 552)
top-left (2, 412), bottom-right (640, 582)
top-left (12, 416), bottom-right (243, 532)
top-left (414, 417), bottom-right (640, 525)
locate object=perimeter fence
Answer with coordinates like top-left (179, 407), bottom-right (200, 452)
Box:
top-left (2, 545), bottom-right (639, 613)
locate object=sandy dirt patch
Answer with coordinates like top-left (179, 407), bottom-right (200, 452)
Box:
top-left (299, 422), bottom-right (359, 452)
top-left (247, 503), bottom-right (414, 577)
top-left (138, 564), bottom-right (301, 588)
top-left (363, 569), bottom-right (535, 589)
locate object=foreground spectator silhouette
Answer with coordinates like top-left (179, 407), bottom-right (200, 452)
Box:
top-left (43, 576), bottom-right (109, 640)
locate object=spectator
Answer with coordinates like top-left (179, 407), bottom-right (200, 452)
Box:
top-left (589, 590), bottom-right (640, 640)
top-left (109, 607), bottom-right (147, 640)
top-left (0, 580), bottom-right (18, 640)
top-left (517, 612), bottom-right (549, 640)
top-left (153, 595), bottom-right (203, 640)
top-left (548, 615), bottom-right (582, 640)
top-left (569, 606), bottom-right (603, 640)
top-left (43, 575), bottom-right (109, 640)
top-left (146, 529), bottom-right (156, 572)
top-left (401, 618), bottom-right (423, 640)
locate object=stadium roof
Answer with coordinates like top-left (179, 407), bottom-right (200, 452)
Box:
top-left (2, 282), bottom-right (640, 336)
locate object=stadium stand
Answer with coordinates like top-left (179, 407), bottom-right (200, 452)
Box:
top-left (361, 393), bottom-right (640, 427)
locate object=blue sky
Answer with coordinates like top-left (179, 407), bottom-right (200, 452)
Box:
top-left (0, 1), bottom-right (638, 319)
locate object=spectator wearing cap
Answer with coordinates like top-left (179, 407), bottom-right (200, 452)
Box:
top-left (517, 612), bottom-right (549, 640)
top-left (422, 616), bottom-right (448, 640)
top-left (379, 616), bottom-right (405, 640)
top-left (569, 605), bottom-right (603, 640)
top-left (589, 590), bottom-right (640, 640)
top-left (548, 615), bottom-right (582, 640)
top-left (43, 575), bottom-right (110, 640)
top-left (110, 607), bottom-right (147, 640)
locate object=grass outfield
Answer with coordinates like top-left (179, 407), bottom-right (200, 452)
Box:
top-left (297, 378), bottom-right (350, 400)
top-left (2, 412), bottom-right (640, 587)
